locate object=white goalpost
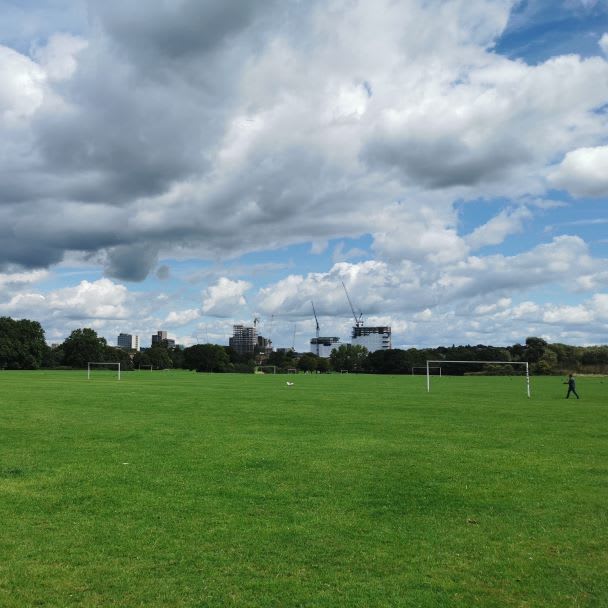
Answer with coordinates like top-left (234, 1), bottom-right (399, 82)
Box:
top-left (88, 362), bottom-right (121, 380)
top-left (412, 366), bottom-right (441, 376)
top-left (138, 365), bottom-right (153, 371)
top-left (426, 360), bottom-right (530, 398)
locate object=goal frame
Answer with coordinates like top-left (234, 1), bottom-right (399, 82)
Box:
top-left (287, 368), bottom-right (298, 374)
top-left (138, 365), bottom-right (153, 371)
top-left (426, 360), bottom-right (530, 398)
top-left (254, 365), bottom-right (277, 374)
top-left (412, 366), bottom-right (441, 376)
top-left (88, 362), bottom-right (121, 380)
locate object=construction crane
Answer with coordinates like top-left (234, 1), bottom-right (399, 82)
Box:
top-left (311, 301), bottom-right (320, 356)
top-left (342, 281), bottom-right (363, 328)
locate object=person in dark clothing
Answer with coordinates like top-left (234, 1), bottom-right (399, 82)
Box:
top-left (564, 374), bottom-right (579, 399)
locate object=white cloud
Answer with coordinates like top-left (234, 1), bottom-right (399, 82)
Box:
top-left (600, 32), bottom-right (608, 55)
top-left (465, 207), bottom-right (532, 250)
top-left (0, 45), bottom-right (46, 124)
top-left (46, 279), bottom-right (130, 319)
top-left (202, 278), bottom-right (251, 316)
top-left (31, 33), bottom-right (88, 82)
top-left (0, 269), bottom-right (49, 289)
top-left (165, 309), bottom-right (200, 326)
top-left (549, 146), bottom-right (608, 197)
top-left (0, 278), bottom-right (130, 321)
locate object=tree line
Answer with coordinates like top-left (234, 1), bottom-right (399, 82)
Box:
top-left (1, 317), bottom-right (607, 374)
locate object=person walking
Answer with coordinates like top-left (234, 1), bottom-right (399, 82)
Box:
top-left (564, 373), bottom-right (580, 399)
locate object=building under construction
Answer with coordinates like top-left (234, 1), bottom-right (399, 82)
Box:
top-left (229, 325), bottom-right (257, 355)
top-left (229, 323), bottom-right (272, 356)
top-left (342, 282), bottom-right (391, 353)
top-left (351, 325), bottom-right (391, 352)
top-left (310, 336), bottom-right (342, 358)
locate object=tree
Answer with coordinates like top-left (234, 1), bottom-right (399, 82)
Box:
top-left (104, 346), bottom-right (133, 371)
top-left (146, 346), bottom-right (173, 370)
top-left (183, 344), bottom-right (230, 372)
top-left (0, 317), bottom-right (47, 369)
top-left (316, 357), bottom-right (330, 373)
top-left (524, 337), bottom-right (549, 364)
top-left (61, 328), bottom-right (107, 368)
top-left (298, 353), bottom-right (319, 373)
top-left (366, 349), bottom-right (411, 374)
top-left (329, 344), bottom-right (368, 373)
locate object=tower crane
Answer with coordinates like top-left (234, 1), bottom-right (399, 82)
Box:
top-left (342, 281), bottom-right (363, 328)
top-left (311, 301), bottom-right (320, 356)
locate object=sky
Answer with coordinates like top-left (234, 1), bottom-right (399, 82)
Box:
top-left (1, 0), bottom-right (608, 351)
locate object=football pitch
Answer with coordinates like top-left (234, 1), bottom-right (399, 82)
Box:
top-left (0, 371), bottom-right (606, 607)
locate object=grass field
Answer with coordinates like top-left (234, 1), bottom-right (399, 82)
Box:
top-left (1, 370), bottom-right (606, 607)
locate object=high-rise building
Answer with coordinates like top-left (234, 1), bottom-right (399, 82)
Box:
top-left (151, 330), bottom-right (167, 346)
top-left (310, 337), bottom-right (342, 358)
top-left (151, 330), bottom-right (174, 347)
top-left (351, 326), bottom-right (391, 352)
top-left (117, 333), bottom-right (140, 351)
top-left (229, 325), bottom-right (257, 355)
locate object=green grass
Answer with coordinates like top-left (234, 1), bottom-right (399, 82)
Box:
top-left (0, 370), bottom-right (606, 607)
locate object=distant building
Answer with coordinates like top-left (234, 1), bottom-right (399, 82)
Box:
top-left (117, 333), bottom-right (140, 351)
top-left (310, 337), bottom-right (341, 358)
top-left (351, 326), bottom-right (391, 353)
top-left (151, 330), bottom-right (175, 348)
top-left (229, 325), bottom-right (257, 355)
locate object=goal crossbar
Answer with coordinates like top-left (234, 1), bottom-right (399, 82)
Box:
top-left (426, 360), bottom-right (530, 398)
top-left (87, 362), bottom-right (121, 380)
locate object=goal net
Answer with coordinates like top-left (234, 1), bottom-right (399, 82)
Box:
top-left (426, 360), bottom-right (530, 397)
top-left (88, 362), bottom-right (121, 380)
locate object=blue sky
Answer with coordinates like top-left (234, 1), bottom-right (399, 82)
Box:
top-left (1, 0), bottom-right (607, 350)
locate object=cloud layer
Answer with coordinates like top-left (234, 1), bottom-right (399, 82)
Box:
top-left (1, 0), bottom-right (607, 348)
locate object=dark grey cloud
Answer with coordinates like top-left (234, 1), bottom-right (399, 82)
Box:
top-left (90, 0), bottom-right (276, 63)
top-left (362, 133), bottom-right (530, 189)
top-left (156, 265), bottom-right (170, 280)
top-left (104, 243), bottom-right (159, 282)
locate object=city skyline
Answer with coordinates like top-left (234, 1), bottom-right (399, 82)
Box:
top-left (1, 1), bottom-right (608, 351)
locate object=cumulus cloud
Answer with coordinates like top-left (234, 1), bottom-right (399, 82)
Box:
top-left (0, 1), bottom-right (606, 279)
top-left (165, 309), bottom-right (201, 326)
top-left (549, 146), bottom-right (608, 197)
top-left (256, 235), bottom-right (600, 320)
top-left (600, 33), bottom-right (608, 55)
top-left (0, 278), bottom-right (130, 320)
top-left (465, 207), bottom-right (532, 250)
top-left (202, 278), bottom-right (251, 316)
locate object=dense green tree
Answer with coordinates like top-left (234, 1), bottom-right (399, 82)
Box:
top-left (267, 349), bottom-right (296, 371)
top-left (298, 353), bottom-right (319, 372)
top-left (366, 349), bottom-right (412, 374)
top-left (316, 357), bottom-right (330, 373)
top-left (524, 337), bottom-right (549, 363)
top-left (183, 344), bottom-right (230, 372)
top-left (103, 346), bottom-right (133, 371)
top-left (146, 347), bottom-right (173, 370)
top-left (0, 317), bottom-right (47, 369)
top-left (329, 344), bottom-right (368, 373)
top-left (61, 328), bottom-right (107, 368)
top-left (169, 347), bottom-right (185, 369)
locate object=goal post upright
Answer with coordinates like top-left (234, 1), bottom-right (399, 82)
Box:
top-left (426, 360), bottom-right (530, 398)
